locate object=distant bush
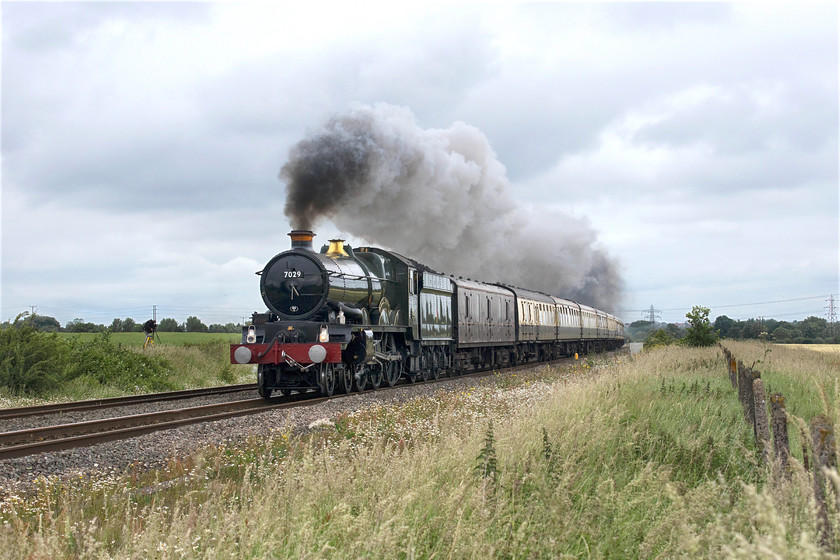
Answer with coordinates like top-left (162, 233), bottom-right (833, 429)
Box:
top-left (643, 329), bottom-right (675, 350)
top-left (63, 332), bottom-right (175, 392)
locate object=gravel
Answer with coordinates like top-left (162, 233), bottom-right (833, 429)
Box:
top-left (0, 388), bottom-right (260, 433)
top-left (0, 372), bottom-right (503, 496)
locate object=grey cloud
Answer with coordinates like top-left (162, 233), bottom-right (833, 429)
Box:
top-left (634, 83), bottom-right (837, 158)
top-left (451, 4), bottom-right (837, 185)
top-left (3, 2), bottom-right (500, 215)
top-left (606, 3), bottom-right (732, 29)
top-left (196, 14), bottom-right (498, 136)
top-left (3, 2), bottom-right (210, 49)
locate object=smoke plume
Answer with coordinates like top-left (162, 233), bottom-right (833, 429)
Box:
top-left (281, 103), bottom-right (623, 312)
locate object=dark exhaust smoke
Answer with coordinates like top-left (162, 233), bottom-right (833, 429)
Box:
top-left (280, 103), bottom-right (624, 312)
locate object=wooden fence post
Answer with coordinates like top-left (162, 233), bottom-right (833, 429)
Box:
top-left (728, 352), bottom-right (737, 389)
top-left (752, 378), bottom-right (771, 462)
top-left (769, 394), bottom-right (790, 479)
top-left (737, 362), bottom-right (757, 431)
top-left (801, 426), bottom-right (811, 473)
top-left (810, 415), bottom-right (837, 551)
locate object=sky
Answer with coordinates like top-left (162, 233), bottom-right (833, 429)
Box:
top-left (1, 2), bottom-right (838, 328)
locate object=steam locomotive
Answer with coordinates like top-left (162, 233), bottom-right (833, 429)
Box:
top-left (231, 230), bottom-right (625, 398)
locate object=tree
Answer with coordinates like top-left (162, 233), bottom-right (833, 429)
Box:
top-left (26, 314), bottom-right (61, 332)
top-left (741, 319), bottom-right (765, 340)
top-left (185, 316), bottom-right (208, 333)
top-left (122, 318), bottom-right (138, 332)
top-left (209, 323), bottom-right (240, 333)
top-left (798, 316), bottom-right (828, 342)
top-left (682, 306), bottom-right (718, 347)
top-left (65, 318), bottom-right (104, 333)
top-left (771, 326), bottom-right (792, 341)
top-left (157, 318), bottom-right (182, 332)
top-left (664, 323), bottom-right (684, 339)
top-left (713, 315), bottom-right (737, 339)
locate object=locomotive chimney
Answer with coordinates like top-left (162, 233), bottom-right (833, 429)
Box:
top-left (288, 230), bottom-right (315, 251)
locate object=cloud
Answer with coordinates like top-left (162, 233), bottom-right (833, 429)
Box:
top-left (1, 2), bottom-right (836, 326)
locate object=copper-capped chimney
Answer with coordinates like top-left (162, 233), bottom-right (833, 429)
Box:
top-left (288, 230), bottom-right (315, 251)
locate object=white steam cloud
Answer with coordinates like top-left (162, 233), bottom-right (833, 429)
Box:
top-left (281, 103), bottom-right (623, 312)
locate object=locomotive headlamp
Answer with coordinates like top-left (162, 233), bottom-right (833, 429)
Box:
top-left (246, 325), bottom-right (256, 344)
top-left (319, 325), bottom-right (329, 343)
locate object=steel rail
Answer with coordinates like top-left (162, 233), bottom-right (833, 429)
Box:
top-left (0, 384), bottom-right (258, 420)
top-left (0, 395), bottom-right (323, 461)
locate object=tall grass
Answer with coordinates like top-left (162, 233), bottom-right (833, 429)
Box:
top-left (1, 346), bottom-right (837, 558)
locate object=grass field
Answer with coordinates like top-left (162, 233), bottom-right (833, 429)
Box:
top-left (778, 343), bottom-right (840, 354)
top-left (60, 332), bottom-right (242, 347)
top-left (2, 342), bottom-right (838, 558)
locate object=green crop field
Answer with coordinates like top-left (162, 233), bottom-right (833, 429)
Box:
top-left (59, 332), bottom-right (241, 347)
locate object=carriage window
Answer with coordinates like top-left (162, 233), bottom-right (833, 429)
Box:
top-left (487, 298), bottom-right (491, 320)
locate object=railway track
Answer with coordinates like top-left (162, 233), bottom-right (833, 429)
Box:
top-left (0, 353), bottom-right (612, 462)
top-left (0, 383), bottom-right (257, 420)
top-left (0, 393), bottom-right (321, 461)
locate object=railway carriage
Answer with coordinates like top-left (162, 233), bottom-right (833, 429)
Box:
top-left (579, 304), bottom-right (599, 345)
top-left (552, 296), bottom-right (584, 355)
top-left (503, 286), bottom-right (557, 362)
top-left (451, 278), bottom-right (516, 370)
top-left (231, 230), bottom-right (625, 399)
